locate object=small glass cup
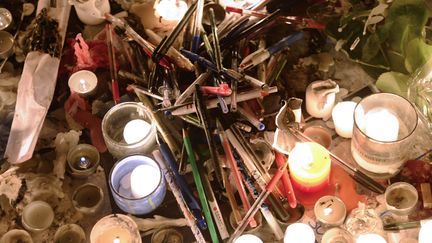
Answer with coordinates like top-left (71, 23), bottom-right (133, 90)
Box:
top-left (102, 102), bottom-right (156, 159)
top-left (384, 182), bottom-right (418, 216)
top-left (21, 201), bottom-right (54, 233)
top-left (54, 224), bottom-right (86, 243)
top-left (72, 183), bottom-right (104, 215)
top-left (0, 8), bottom-right (12, 31)
top-left (351, 93), bottom-right (418, 179)
top-left (67, 144), bottom-right (100, 178)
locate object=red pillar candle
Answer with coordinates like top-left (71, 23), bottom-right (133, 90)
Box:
top-left (288, 142), bottom-right (331, 193)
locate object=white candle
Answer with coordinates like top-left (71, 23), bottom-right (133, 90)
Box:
top-left (123, 119), bottom-right (152, 144)
top-left (68, 70), bottom-right (98, 96)
top-left (234, 234), bottom-right (263, 243)
top-left (90, 214), bottom-right (141, 243)
top-left (283, 223), bottom-right (315, 243)
top-left (419, 220), bottom-right (432, 243)
top-left (331, 101), bottom-right (357, 138)
top-left (362, 108), bottom-right (399, 142)
top-left (356, 233), bottom-right (387, 243)
top-left (130, 164), bottom-right (161, 198)
top-left (155, 0), bottom-right (188, 21)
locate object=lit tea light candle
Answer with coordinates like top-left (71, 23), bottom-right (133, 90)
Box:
top-left (362, 108), bottom-right (399, 142)
top-left (331, 101), bottom-right (357, 138)
top-left (314, 195), bottom-right (347, 226)
top-left (234, 234), bottom-right (263, 243)
top-left (283, 223), bottom-right (315, 243)
top-left (54, 224), bottom-right (86, 243)
top-left (154, 0), bottom-right (188, 21)
top-left (123, 119), bottom-right (152, 144)
top-left (67, 144), bottom-right (100, 178)
top-left (0, 229), bottom-right (33, 243)
top-left (356, 233), bottom-right (387, 243)
top-left (288, 142), bottom-right (331, 193)
top-left (68, 70), bottom-right (98, 96)
top-left (90, 214), bottom-right (141, 243)
top-left (419, 220), bottom-right (432, 243)
top-left (22, 201), bottom-right (54, 233)
top-left (130, 164), bottom-right (161, 198)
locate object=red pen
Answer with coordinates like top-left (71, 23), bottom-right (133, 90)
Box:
top-left (106, 24), bottom-right (121, 104)
top-left (275, 151), bottom-right (297, 208)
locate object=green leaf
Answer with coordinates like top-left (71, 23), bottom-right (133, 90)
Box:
top-left (404, 38), bottom-right (432, 73)
top-left (376, 71), bottom-right (409, 97)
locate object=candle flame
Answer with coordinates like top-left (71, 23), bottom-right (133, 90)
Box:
top-left (113, 237), bottom-right (120, 243)
top-left (154, 0), bottom-right (188, 21)
top-left (323, 207), bottom-right (333, 216)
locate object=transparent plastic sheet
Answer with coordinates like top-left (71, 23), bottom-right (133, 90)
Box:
top-left (5, 0), bottom-right (71, 163)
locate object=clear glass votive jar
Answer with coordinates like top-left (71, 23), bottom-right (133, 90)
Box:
top-left (109, 155), bottom-right (166, 215)
top-left (351, 93), bottom-right (418, 179)
top-left (67, 144), bottom-right (100, 178)
top-left (102, 102), bottom-right (157, 159)
top-left (72, 183), bottom-right (104, 215)
top-left (21, 201), bottom-right (54, 233)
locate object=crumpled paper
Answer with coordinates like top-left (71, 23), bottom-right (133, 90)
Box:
top-left (5, 0), bottom-right (71, 164)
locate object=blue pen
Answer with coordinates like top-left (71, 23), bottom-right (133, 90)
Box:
top-left (239, 31), bottom-right (305, 71)
top-left (191, 0), bottom-right (205, 52)
top-left (158, 139), bottom-right (207, 230)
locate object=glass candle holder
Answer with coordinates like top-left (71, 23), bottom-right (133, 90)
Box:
top-left (67, 144), bottom-right (100, 178)
top-left (21, 201), bottom-right (54, 233)
top-left (321, 227), bottom-right (354, 243)
top-left (109, 155), bottom-right (166, 215)
top-left (90, 214), bottom-right (141, 243)
top-left (54, 224), bottom-right (86, 243)
top-left (351, 93), bottom-right (418, 178)
top-left (72, 183), bottom-right (104, 215)
top-left (384, 182), bottom-right (418, 216)
top-left (283, 223), bottom-right (315, 243)
top-left (0, 8), bottom-right (12, 31)
top-left (0, 229), bottom-right (33, 243)
top-left (0, 30), bottom-right (14, 59)
top-left (288, 142), bottom-right (331, 193)
top-left (102, 102), bottom-right (157, 159)
top-left (68, 70), bottom-right (98, 96)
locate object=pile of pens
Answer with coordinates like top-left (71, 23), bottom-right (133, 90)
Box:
top-left (103, 1), bottom-right (326, 242)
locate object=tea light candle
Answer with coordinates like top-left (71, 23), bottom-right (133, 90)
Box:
top-left (68, 70), bottom-right (98, 96)
top-left (419, 220), bottom-right (432, 243)
top-left (0, 229), bottom-right (33, 243)
top-left (54, 224), bottom-right (86, 243)
top-left (90, 214), bottom-right (141, 243)
top-left (385, 182), bottom-right (418, 215)
top-left (356, 233), bottom-right (386, 243)
top-left (67, 144), bottom-right (100, 178)
top-left (283, 223), bottom-right (315, 243)
top-left (362, 108), bottom-right (399, 142)
top-left (154, 0), bottom-right (188, 21)
top-left (123, 119), bottom-right (152, 144)
top-left (130, 164), bottom-right (161, 198)
top-left (288, 142), bottom-right (331, 193)
top-left (234, 234), bottom-right (263, 243)
top-left (22, 201), bottom-right (54, 233)
top-left (331, 101), bottom-right (357, 138)
top-left (314, 195), bottom-right (347, 226)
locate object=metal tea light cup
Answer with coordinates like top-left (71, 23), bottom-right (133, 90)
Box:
top-left (351, 93), bottom-right (418, 179)
top-left (109, 155), bottom-right (166, 215)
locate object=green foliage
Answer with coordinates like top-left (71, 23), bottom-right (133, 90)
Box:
top-left (326, 0), bottom-right (432, 94)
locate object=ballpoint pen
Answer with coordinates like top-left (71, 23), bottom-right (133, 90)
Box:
top-left (105, 23), bottom-right (120, 104)
top-left (191, 0), bottom-right (204, 52)
top-left (237, 105), bottom-right (265, 131)
top-left (194, 85), bottom-right (224, 187)
top-left (183, 128), bottom-right (220, 243)
top-left (228, 156), bottom-right (288, 243)
top-left (153, 1), bottom-right (198, 63)
top-left (274, 151), bottom-right (297, 208)
top-left (152, 150), bottom-right (207, 243)
top-left (220, 9), bottom-right (281, 49)
top-left (157, 137), bottom-right (207, 230)
top-left (384, 218), bottom-right (432, 231)
top-left (244, 75), bottom-right (269, 95)
top-left (175, 72), bottom-right (210, 106)
top-left (144, 29), bottom-right (195, 71)
top-left (239, 31), bottom-right (305, 71)
top-left (170, 86), bottom-right (278, 116)
top-left (225, 6), bottom-right (326, 29)
top-left (104, 13), bottom-right (172, 70)
top-left (127, 84), bottom-right (164, 101)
